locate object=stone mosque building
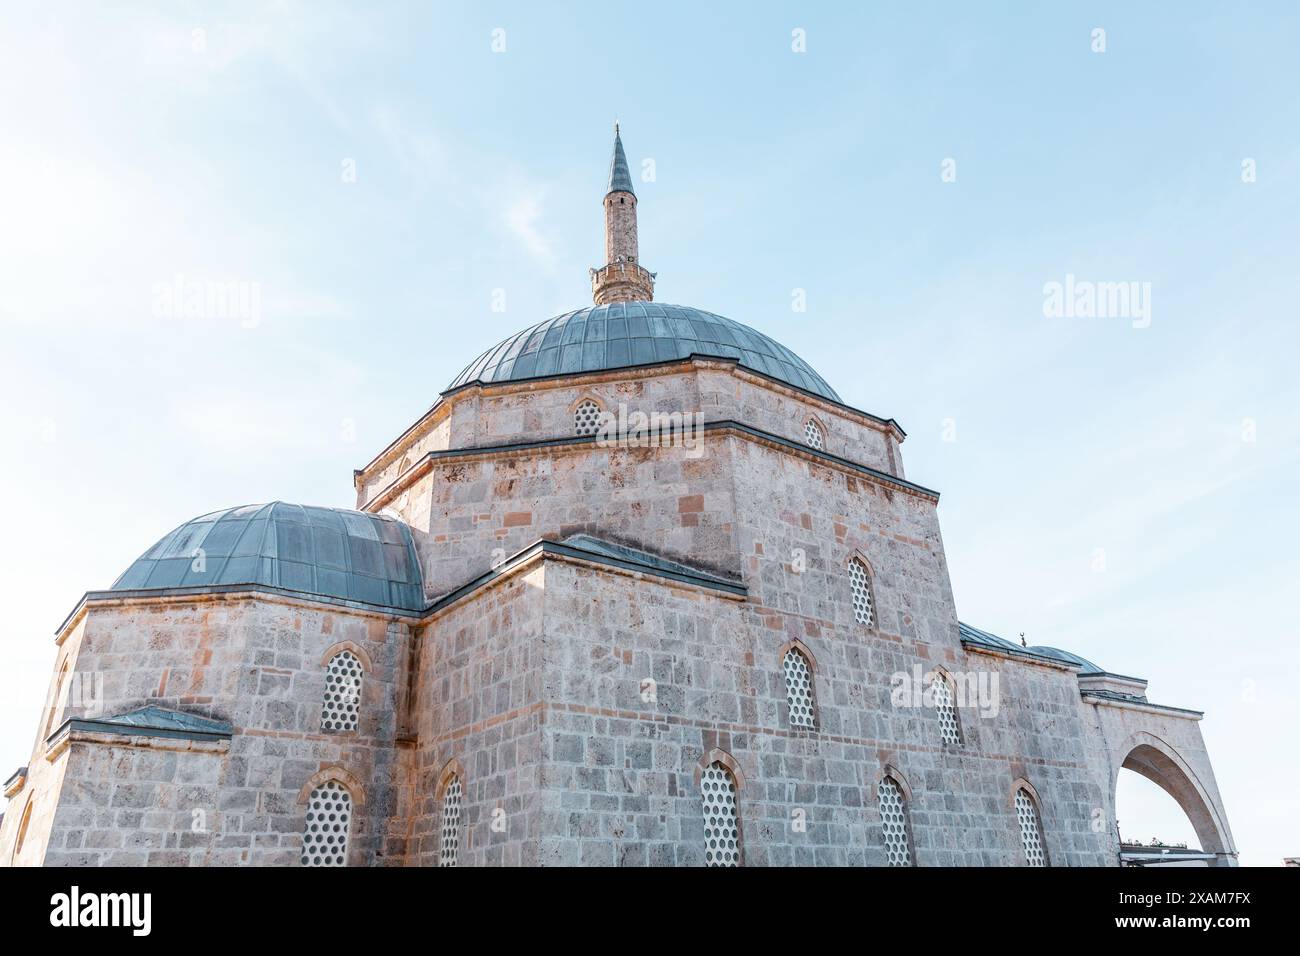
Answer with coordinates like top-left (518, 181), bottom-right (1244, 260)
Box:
top-left (1, 128), bottom-right (1236, 867)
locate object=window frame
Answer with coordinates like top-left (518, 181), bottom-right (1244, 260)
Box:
top-left (435, 759), bottom-right (466, 868)
top-left (320, 643), bottom-right (370, 735)
top-left (875, 766), bottom-right (917, 867)
top-left (931, 666), bottom-right (963, 746)
top-left (1011, 778), bottom-right (1051, 867)
top-left (802, 415), bottom-right (826, 452)
top-left (570, 395), bottom-right (605, 438)
top-left (778, 639), bottom-right (819, 732)
top-left (846, 553), bottom-right (879, 629)
top-left (695, 749), bottom-right (745, 867)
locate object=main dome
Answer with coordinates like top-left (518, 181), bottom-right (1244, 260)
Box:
top-left (445, 302), bottom-right (841, 402)
top-left (110, 502), bottom-right (425, 612)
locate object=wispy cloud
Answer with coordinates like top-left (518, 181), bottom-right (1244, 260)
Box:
top-left (502, 192), bottom-right (559, 269)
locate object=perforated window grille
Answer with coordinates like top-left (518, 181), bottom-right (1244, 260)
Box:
top-left (301, 782), bottom-right (352, 866)
top-left (804, 419), bottom-right (824, 450)
top-left (933, 674), bottom-right (961, 744)
top-left (574, 400), bottom-right (602, 436)
top-left (439, 777), bottom-right (463, 867)
top-left (700, 763), bottom-right (740, 867)
top-left (322, 651), bottom-right (362, 733)
top-left (878, 777), bottom-right (914, 866)
top-left (849, 558), bottom-right (874, 626)
top-left (783, 649), bottom-right (816, 729)
top-left (1016, 789), bottom-right (1048, 867)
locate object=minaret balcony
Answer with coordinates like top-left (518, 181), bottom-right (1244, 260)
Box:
top-left (590, 261), bottom-right (656, 304)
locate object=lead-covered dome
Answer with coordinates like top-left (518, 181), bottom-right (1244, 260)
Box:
top-left (110, 502), bottom-right (424, 611)
top-left (446, 302), bottom-right (841, 402)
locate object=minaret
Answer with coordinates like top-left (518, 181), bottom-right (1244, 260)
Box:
top-left (591, 123), bottom-right (655, 304)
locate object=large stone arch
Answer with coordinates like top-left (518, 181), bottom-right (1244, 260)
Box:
top-left (1113, 730), bottom-right (1232, 861)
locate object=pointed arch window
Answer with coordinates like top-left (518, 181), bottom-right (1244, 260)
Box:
top-left (932, 672), bottom-right (961, 745)
top-left (803, 418), bottom-right (824, 450)
top-left (848, 557), bottom-right (875, 627)
top-left (782, 648), bottom-right (816, 729)
top-left (439, 776), bottom-right (464, 867)
top-left (574, 400), bottom-right (602, 437)
top-left (322, 650), bottom-right (363, 733)
top-left (877, 776), bottom-right (915, 867)
top-left (301, 781), bottom-right (352, 866)
top-left (700, 762), bottom-right (741, 867)
top-left (12, 793), bottom-right (35, 862)
top-left (1015, 787), bottom-right (1049, 867)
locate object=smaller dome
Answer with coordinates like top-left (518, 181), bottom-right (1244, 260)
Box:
top-left (111, 503), bottom-right (424, 612)
top-left (1028, 645), bottom-right (1103, 675)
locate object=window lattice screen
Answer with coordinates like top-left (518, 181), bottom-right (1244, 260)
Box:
top-left (439, 777), bottom-right (463, 867)
top-left (700, 763), bottom-right (740, 867)
top-left (322, 651), bottom-right (363, 733)
top-left (574, 400), bottom-right (602, 436)
top-left (933, 674), bottom-right (961, 744)
top-left (1016, 789), bottom-right (1048, 867)
top-left (804, 420), bottom-right (824, 450)
top-left (301, 781), bottom-right (352, 867)
top-left (782, 649), bottom-right (816, 729)
top-left (877, 777), bottom-right (914, 867)
top-left (848, 558), bottom-right (874, 626)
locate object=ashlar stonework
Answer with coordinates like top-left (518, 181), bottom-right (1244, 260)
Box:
top-left (0, 128), bottom-right (1235, 867)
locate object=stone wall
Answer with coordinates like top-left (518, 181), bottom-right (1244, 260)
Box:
top-left (4, 595), bottom-right (415, 866)
top-left (354, 361), bottom-right (904, 512)
top-left (530, 554), bottom-right (1116, 866)
top-left (402, 563), bottom-right (547, 866)
top-left (41, 737), bottom-right (225, 866)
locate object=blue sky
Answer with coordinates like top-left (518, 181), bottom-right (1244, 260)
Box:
top-left (1, 2), bottom-right (1296, 864)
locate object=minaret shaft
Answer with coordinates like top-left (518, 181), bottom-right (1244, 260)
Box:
top-left (591, 124), bottom-right (654, 304)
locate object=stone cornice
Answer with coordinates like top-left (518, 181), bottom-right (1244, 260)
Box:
top-left (355, 354), bottom-right (908, 485)
top-left (1080, 692), bottom-right (1204, 720)
top-left (54, 583), bottom-right (424, 642)
top-left (960, 640), bottom-right (1080, 672)
top-left (44, 722), bottom-right (232, 762)
top-left (424, 537), bottom-right (747, 621)
top-left (4, 766), bottom-right (27, 798)
top-left (361, 418), bottom-right (939, 514)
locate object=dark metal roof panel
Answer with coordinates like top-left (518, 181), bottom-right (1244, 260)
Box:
top-left (110, 502), bottom-right (424, 612)
top-left (958, 621), bottom-right (1105, 674)
top-left (607, 127), bottom-right (634, 195)
top-left (446, 303), bottom-right (841, 402)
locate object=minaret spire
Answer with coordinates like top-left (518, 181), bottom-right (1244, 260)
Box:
top-left (591, 123), bottom-right (655, 304)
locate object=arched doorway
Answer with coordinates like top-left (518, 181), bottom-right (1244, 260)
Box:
top-left (1113, 733), bottom-right (1233, 866)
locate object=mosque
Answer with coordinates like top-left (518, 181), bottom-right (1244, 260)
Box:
top-left (0, 128), bottom-right (1236, 866)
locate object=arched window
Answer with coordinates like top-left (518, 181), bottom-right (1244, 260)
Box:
top-left (439, 776), bottom-right (463, 867)
top-left (700, 762), bottom-right (741, 867)
top-left (932, 672), bottom-right (961, 745)
top-left (301, 781), bottom-right (352, 866)
top-left (848, 557), bottom-right (875, 627)
top-left (322, 651), bottom-right (363, 733)
top-left (803, 418), bottom-right (824, 450)
top-left (12, 793), bottom-right (34, 862)
top-left (877, 776), bottom-right (914, 866)
top-left (573, 399), bottom-right (602, 437)
top-left (1015, 787), bottom-right (1049, 867)
top-left (782, 648), bottom-right (816, 729)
